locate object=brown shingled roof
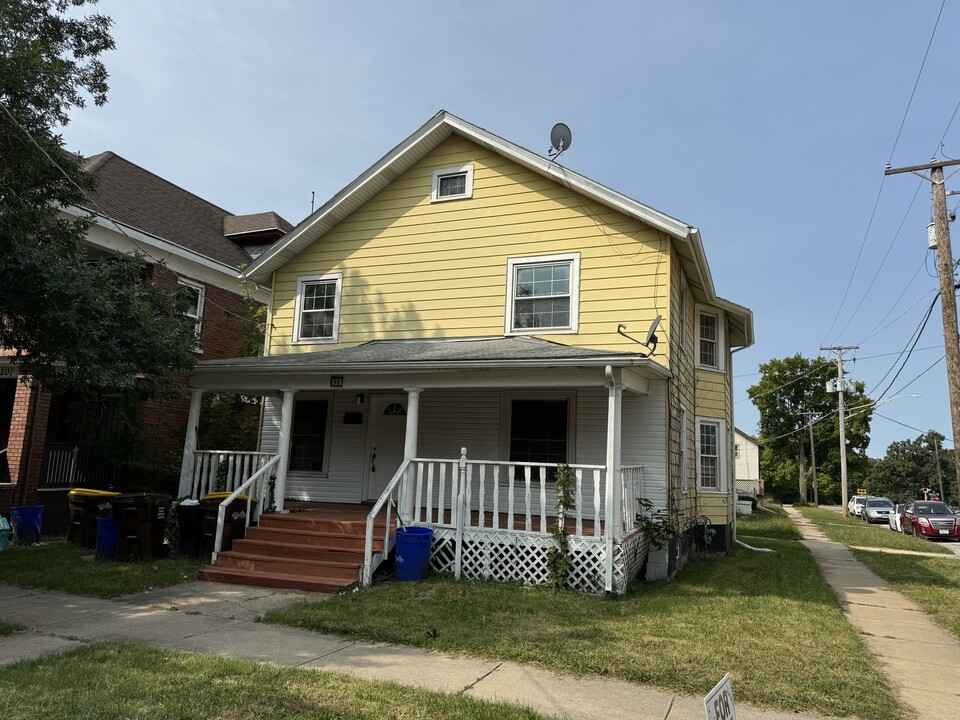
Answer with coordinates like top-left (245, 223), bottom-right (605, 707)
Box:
top-left (80, 152), bottom-right (287, 269)
top-left (223, 212), bottom-right (293, 238)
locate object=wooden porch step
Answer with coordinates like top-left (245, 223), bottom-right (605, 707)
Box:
top-left (245, 525), bottom-right (383, 552)
top-left (230, 538), bottom-right (365, 563)
top-left (260, 513), bottom-right (388, 536)
top-left (214, 551), bottom-right (361, 581)
top-left (198, 566), bottom-right (351, 594)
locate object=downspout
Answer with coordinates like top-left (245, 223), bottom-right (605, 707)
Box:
top-left (730, 345), bottom-right (774, 554)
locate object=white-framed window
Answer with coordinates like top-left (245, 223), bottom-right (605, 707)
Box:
top-left (501, 391), bottom-right (577, 480)
top-left (697, 309), bottom-right (723, 370)
top-left (734, 443), bottom-right (740, 459)
top-left (679, 405), bottom-right (688, 494)
top-left (431, 164), bottom-right (474, 202)
top-left (289, 397), bottom-right (334, 474)
top-left (176, 279), bottom-right (204, 351)
top-left (696, 417), bottom-right (726, 491)
top-left (293, 273), bottom-right (343, 344)
top-left (505, 253), bottom-right (580, 334)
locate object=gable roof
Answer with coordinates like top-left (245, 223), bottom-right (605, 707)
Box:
top-left (80, 152), bottom-right (260, 269)
top-left (243, 111), bottom-right (751, 345)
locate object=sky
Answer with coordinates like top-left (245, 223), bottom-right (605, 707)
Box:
top-left (60, 0), bottom-right (960, 458)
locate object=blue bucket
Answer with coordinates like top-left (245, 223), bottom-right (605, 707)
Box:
top-left (96, 515), bottom-right (116, 559)
top-left (9, 505), bottom-right (43, 544)
top-left (394, 526), bottom-right (433, 581)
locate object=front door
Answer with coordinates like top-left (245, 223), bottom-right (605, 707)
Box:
top-left (365, 395), bottom-right (407, 500)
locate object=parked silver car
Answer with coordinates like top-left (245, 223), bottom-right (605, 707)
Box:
top-left (888, 503), bottom-right (905, 532)
top-left (862, 497), bottom-right (895, 523)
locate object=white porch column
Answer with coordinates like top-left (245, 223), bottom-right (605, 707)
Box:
top-left (273, 389), bottom-right (296, 513)
top-left (178, 388), bottom-right (204, 498)
top-left (603, 378), bottom-right (623, 593)
top-left (401, 386), bottom-right (422, 521)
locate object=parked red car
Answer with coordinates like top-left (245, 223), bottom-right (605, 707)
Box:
top-left (901, 501), bottom-right (960, 540)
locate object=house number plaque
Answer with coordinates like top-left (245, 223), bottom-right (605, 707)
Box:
top-left (330, 376), bottom-right (344, 388)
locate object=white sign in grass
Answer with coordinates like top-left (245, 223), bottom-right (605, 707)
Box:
top-left (704, 673), bottom-right (736, 720)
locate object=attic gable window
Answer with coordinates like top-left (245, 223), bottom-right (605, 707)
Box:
top-left (431, 164), bottom-right (474, 202)
top-left (294, 273), bottom-right (343, 344)
top-left (506, 253), bottom-right (580, 334)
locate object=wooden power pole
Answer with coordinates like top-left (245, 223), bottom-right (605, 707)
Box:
top-left (886, 158), bottom-right (960, 504)
top-left (821, 346), bottom-right (858, 516)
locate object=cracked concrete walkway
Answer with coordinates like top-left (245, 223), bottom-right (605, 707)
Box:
top-left (0, 581), bottom-right (819, 720)
top-left (785, 506), bottom-right (960, 719)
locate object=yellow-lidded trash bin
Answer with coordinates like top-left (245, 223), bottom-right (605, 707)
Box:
top-left (67, 489), bottom-right (121, 548)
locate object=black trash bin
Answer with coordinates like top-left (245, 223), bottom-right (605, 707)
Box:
top-left (67, 489), bottom-right (121, 548)
top-left (199, 493), bottom-right (256, 557)
top-left (176, 502), bottom-right (202, 558)
top-left (112, 492), bottom-right (171, 560)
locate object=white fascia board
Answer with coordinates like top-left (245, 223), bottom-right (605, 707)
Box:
top-left (63, 206), bottom-right (270, 303)
top-left (714, 296), bottom-right (755, 348)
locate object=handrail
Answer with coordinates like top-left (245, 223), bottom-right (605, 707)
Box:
top-left (362, 458), bottom-right (411, 586)
top-left (211, 454), bottom-right (280, 563)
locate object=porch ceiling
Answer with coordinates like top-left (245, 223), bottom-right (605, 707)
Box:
top-left (189, 336), bottom-right (671, 392)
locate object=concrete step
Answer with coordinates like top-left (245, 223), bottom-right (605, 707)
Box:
top-left (197, 566), bottom-right (350, 594)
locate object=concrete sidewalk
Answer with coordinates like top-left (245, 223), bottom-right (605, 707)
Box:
top-left (0, 580), bottom-right (818, 720)
top-left (785, 506), bottom-right (960, 719)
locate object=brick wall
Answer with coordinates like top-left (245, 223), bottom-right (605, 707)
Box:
top-left (4, 379), bottom-right (51, 507)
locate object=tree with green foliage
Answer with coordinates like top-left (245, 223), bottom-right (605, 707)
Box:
top-left (748, 354), bottom-right (873, 504)
top-left (867, 431), bottom-right (956, 505)
top-left (0, 0), bottom-right (198, 397)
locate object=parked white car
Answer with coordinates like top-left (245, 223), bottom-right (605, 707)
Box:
top-left (849, 495), bottom-right (868, 517)
top-left (888, 503), bottom-right (905, 532)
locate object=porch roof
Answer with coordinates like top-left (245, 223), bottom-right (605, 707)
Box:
top-left (190, 336), bottom-right (671, 386)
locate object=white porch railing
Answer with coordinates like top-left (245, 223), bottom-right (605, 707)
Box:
top-left (190, 450), bottom-right (274, 499)
top-left (620, 465), bottom-right (645, 533)
top-left (362, 458), bottom-right (410, 586)
top-left (211, 454), bottom-right (280, 563)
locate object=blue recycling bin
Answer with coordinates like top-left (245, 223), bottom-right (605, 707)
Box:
top-left (96, 515), bottom-right (117, 559)
top-left (394, 526), bottom-right (433, 581)
top-left (9, 505), bottom-right (43, 544)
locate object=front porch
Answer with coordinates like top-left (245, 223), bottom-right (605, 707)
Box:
top-left (178, 337), bottom-right (671, 595)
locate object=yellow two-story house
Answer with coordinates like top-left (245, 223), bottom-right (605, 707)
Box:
top-left (179, 111), bottom-right (753, 595)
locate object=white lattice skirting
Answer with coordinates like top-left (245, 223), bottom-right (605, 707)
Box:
top-left (428, 526), bottom-right (650, 595)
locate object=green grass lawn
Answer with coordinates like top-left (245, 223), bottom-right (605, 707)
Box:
top-left (736, 502), bottom-right (801, 540)
top-left (0, 621), bottom-right (21, 637)
top-left (266, 525), bottom-right (903, 719)
top-left (0, 538), bottom-right (202, 598)
top-left (0, 643), bottom-right (548, 720)
top-left (798, 506), bottom-right (951, 554)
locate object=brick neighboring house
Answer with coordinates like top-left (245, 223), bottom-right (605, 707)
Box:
top-left (0, 153), bottom-right (292, 523)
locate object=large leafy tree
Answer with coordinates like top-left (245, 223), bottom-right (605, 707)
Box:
top-left (0, 0), bottom-right (197, 397)
top-left (868, 431), bottom-right (956, 505)
top-left (748, 354), bottom-right (873, 503)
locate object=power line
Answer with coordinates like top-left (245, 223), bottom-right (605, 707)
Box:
top-left (736, 360), bottom-right (833, 404)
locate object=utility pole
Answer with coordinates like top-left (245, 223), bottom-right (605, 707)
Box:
top-left (931, 434), bottom-right (945, 502)
top-left (821, 345), bottom-right (858, 516)
top-left (802, 411), bottom-right (819, 506)
top-left (886, 158), bottom-right (960, 502)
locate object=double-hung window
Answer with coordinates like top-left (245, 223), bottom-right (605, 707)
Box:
top-left (697, 418), bottom-right (725, 491)
top-left (176, 279), bottom-right (204, 350)
top-left (698, 311), bottom-right (719, 369)
top-left (506, 253), bottom-right (580, 334)
top-left (431, 164), bottom-right (474, 202)
top-left (294, 273), bottom-right (342, 343)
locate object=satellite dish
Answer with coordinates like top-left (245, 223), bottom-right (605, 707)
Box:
top-left (644, 314), bottom-right (662, 347)
top-left (548, 123), bottom-right (572, 158)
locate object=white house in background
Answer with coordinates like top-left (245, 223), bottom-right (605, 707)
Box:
top-left (734, 428), bottom-right (762, 497)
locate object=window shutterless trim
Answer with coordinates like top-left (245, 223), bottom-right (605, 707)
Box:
top-left (293, 272), bottom-right (343, 344)
top-left (430, 164), bottom-right (474, 202)
top-left (504, 252), bottom-right (580, 335)
top-left (696, 416), bottom-right (726, 492)
top-left (177, 278), bottom-right (205, 353)
top-left (696, 308), bottom-right (724, 371)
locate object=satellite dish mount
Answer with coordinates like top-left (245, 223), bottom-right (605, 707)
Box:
top-left (617, 314), bottom-right (662, 357)
top-left (548, 123), bottom-right (572, 160)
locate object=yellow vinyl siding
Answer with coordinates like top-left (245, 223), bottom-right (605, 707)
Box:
top-left (700, 493), bottom-right (732, 524)
top-left (696, 370), bottom-right (726, 417)
top-left (269, 135), bottom-right (671, 355)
